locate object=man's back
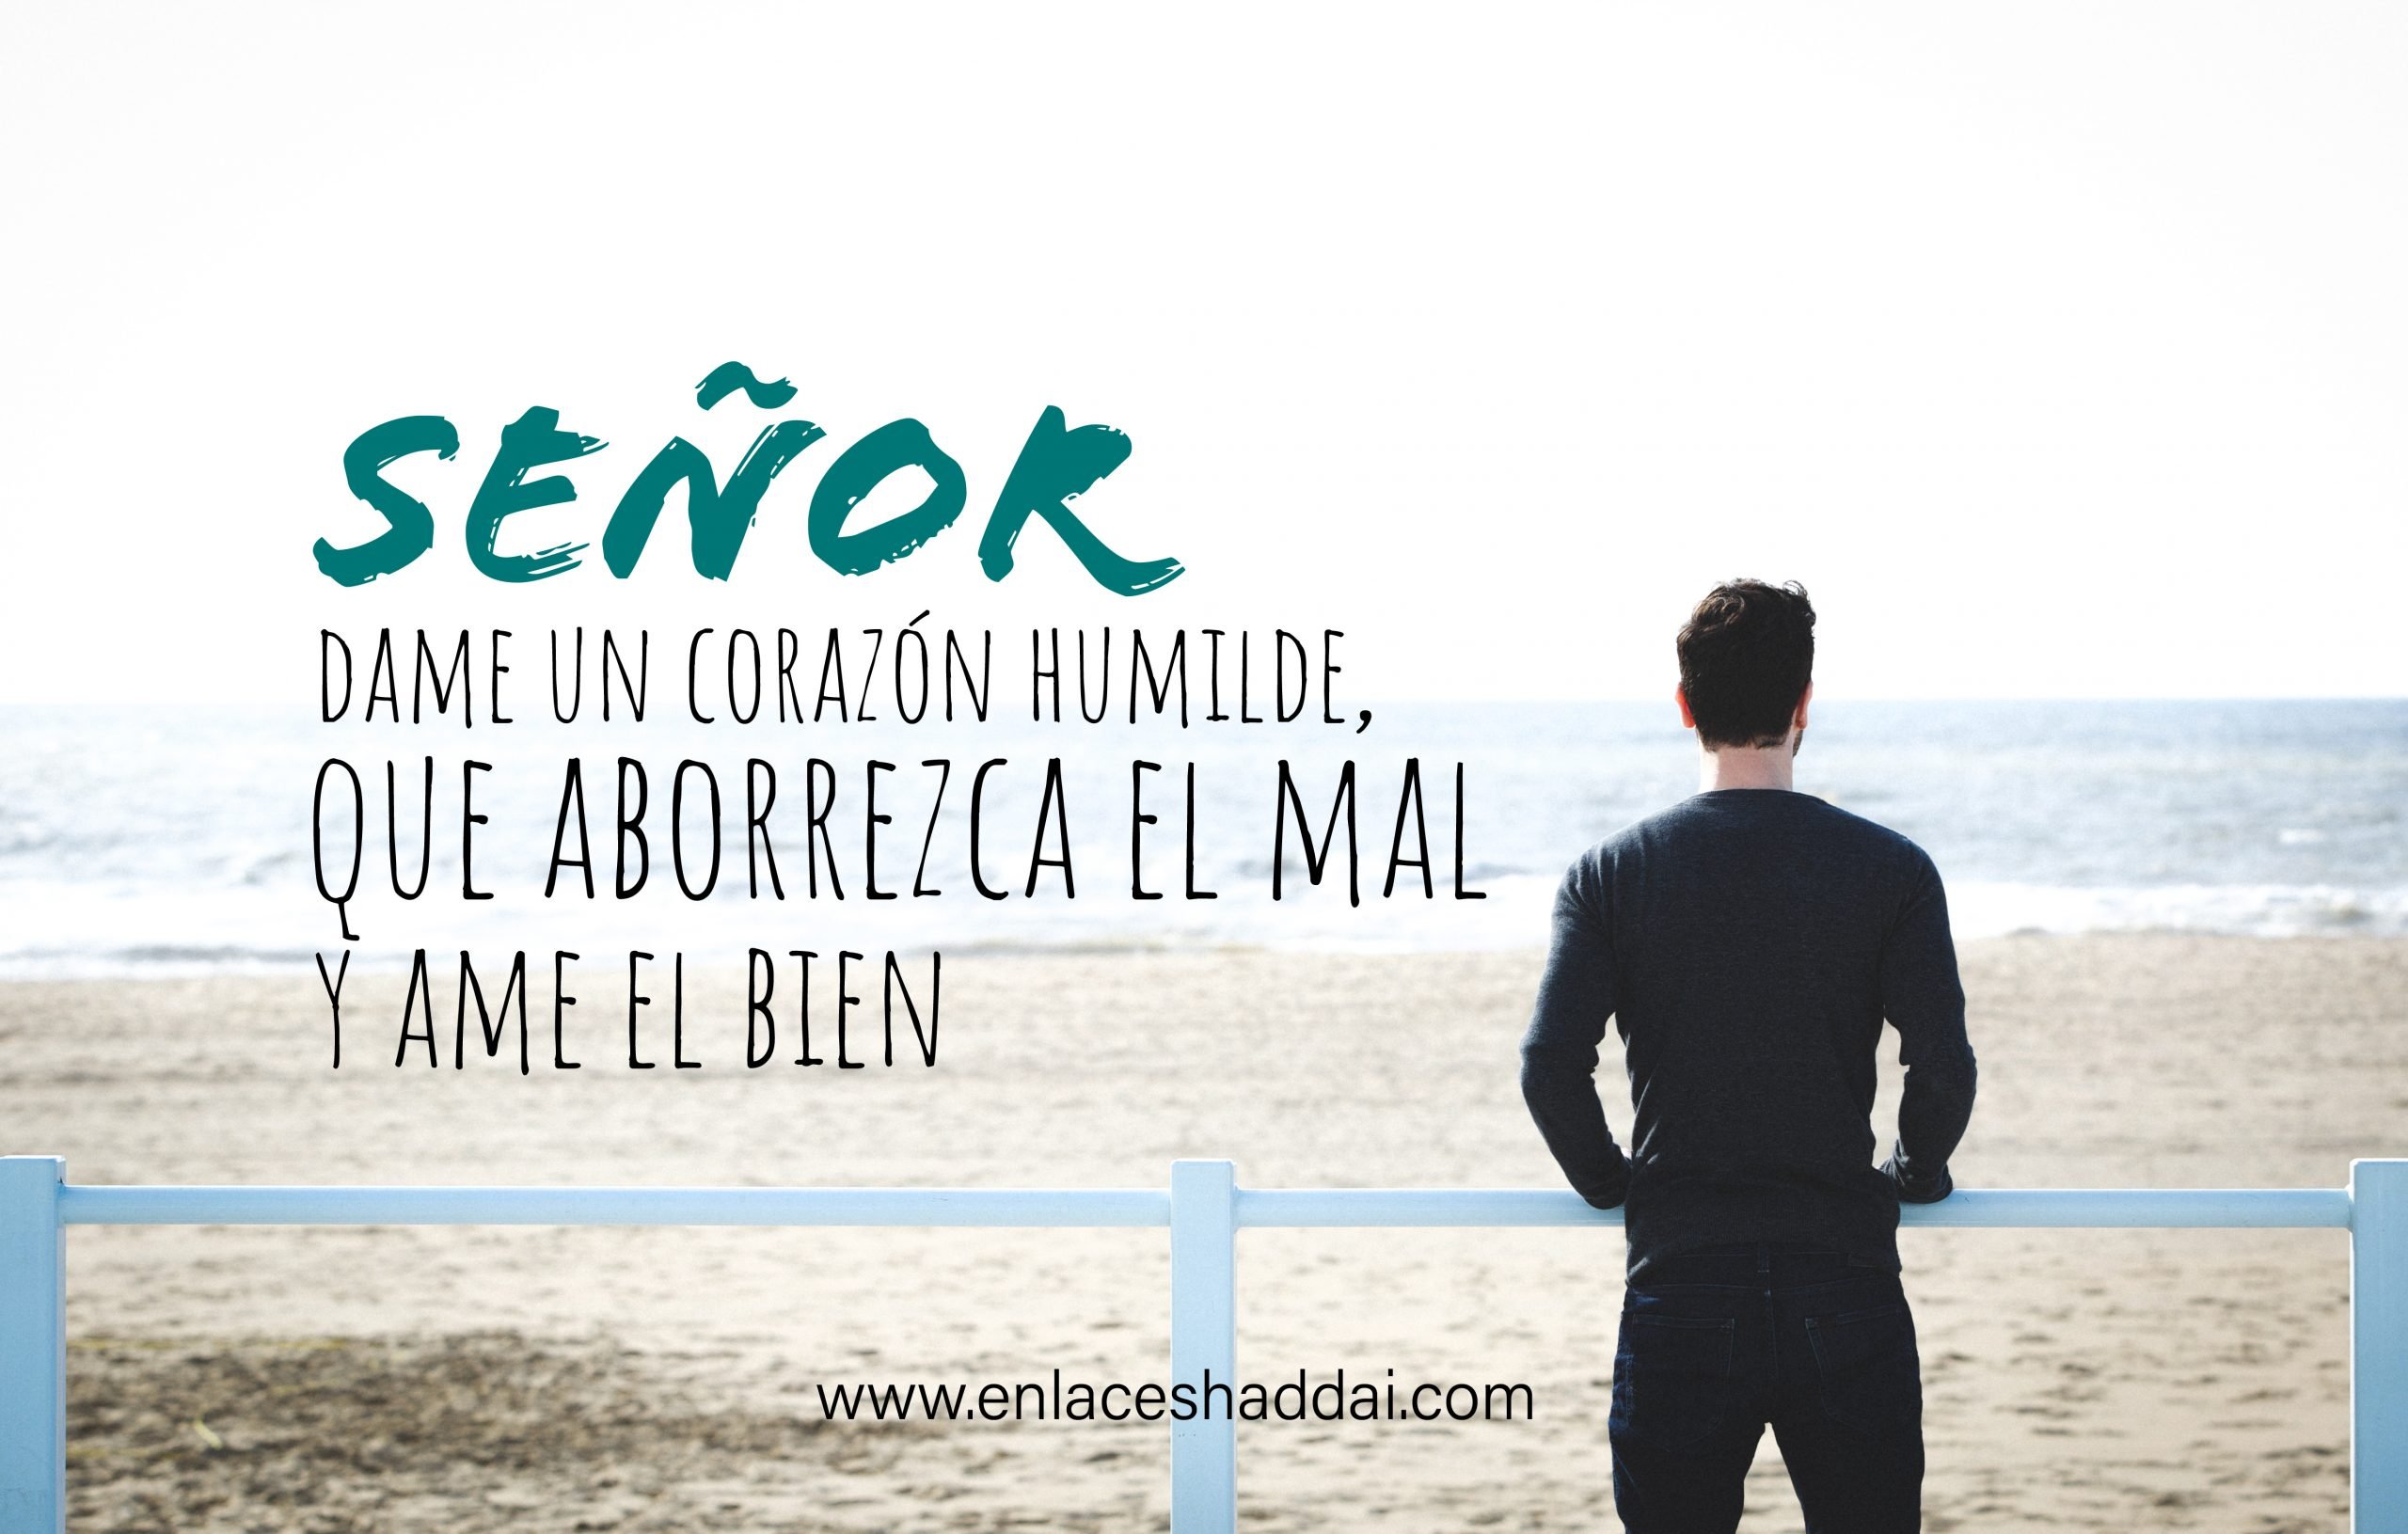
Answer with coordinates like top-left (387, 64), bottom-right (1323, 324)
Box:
top-left (1534, 579), bottom-right (1976, 1530)
top-left (1520, 787), bottom-right (1977, 1281)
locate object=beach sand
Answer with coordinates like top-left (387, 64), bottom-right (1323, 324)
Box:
top-left (8, 933), bottom-right (2405, 1531)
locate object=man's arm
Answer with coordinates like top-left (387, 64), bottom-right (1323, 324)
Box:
top-left (1519, 856), bottom-right (1632, 1209)
top-left (1878, 848), bottom-right (1978, 1203)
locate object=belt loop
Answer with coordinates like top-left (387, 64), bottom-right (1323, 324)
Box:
top-left (1756, 1241), bottom-right (1772, 1274)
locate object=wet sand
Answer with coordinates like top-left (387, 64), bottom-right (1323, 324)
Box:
top-left (9, 933), bottom-right (2404, 1531)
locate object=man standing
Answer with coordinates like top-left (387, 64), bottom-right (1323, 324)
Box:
top-left (1520, 579), bottom-right (1977, 1532)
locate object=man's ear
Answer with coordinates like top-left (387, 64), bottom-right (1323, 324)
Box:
top-left (1793, 682), bottom-right (1814, 732)
top-left (1674, 686), bottom-right (1696, 729)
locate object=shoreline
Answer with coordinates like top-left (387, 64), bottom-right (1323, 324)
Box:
top-left (9, 918), bottom-right (2408, 982)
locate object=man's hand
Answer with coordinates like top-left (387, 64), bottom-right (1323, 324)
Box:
top-left (1879, 1143), bottom-right (1954, 1203)
top-left (1579, 1156), bottom-right (1632, 1210)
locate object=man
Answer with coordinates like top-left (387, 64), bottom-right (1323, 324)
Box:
top-left (1520, 578), bottom-right (1977, 1533)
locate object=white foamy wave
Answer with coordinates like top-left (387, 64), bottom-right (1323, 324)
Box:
top-left (1948, 881), bottom-right (2408, 940)
top-left (3, 874), bottom-right (2401, 980)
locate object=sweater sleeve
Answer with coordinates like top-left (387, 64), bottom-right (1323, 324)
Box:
top-left (1879, 848), bottom-right (1978, 1201)
top-left (1519, 856), bottom-right (1632, 1208)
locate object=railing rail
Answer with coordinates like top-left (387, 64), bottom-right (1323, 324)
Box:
top-left (2, 1156), bottom-right (2400, 1533)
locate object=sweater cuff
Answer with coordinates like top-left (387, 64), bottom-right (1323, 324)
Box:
top-left (1881, 1143), bottom-right (1954, 1203)
top-left (1578, 1154), bottom-right (1633, 1210)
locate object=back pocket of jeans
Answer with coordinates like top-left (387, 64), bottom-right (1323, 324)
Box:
top-left (1609, 1311), bottom-right (1736, 1452)
top-left (1804, 1300), bottom-right (1920, 1435)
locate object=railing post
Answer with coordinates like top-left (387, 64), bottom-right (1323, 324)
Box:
top-left (2355, 1159), bottom-right (2408, 1533)
top-left (0, 1158), bottom-right (66, 1534)
top-left (1169, 1159), bottom-right (1236, 1534)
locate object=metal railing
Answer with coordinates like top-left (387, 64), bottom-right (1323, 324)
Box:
top-left (3, 1156), bottom-right (2401, 1532)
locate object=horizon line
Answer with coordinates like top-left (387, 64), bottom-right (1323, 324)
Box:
top-left (2, 693), bottom-right (2405, 710)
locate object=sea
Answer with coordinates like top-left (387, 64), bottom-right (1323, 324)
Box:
top-left (1, 700), bottom-right (2403, 978)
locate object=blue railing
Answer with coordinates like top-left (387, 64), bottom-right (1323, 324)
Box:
top-left (2, 1156), bottom-right (2400, 1532)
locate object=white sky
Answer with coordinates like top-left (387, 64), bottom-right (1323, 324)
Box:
top-left (2, 2), bottom-right (2402, 704)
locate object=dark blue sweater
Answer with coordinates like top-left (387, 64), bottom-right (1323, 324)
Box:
top-left (1519, 788), bottom-right (1978, 1279)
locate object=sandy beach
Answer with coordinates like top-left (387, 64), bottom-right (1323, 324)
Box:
top-left (8, 933), bottom-right (2404, 1531)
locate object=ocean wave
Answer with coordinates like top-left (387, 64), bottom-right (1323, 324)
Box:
top-left (1946, 881), bottom-right (2408, 940)
top-left (5, 700), bottom-right (2405, 975)
top-left (1, 878), bottom-right (2402, 980)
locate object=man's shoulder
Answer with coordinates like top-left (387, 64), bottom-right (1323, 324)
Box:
top-left (1583, 792), bottom-right (1937, 872)
top-left (1797, 796), bottom-right (1937, 865)
top-left (1562, 802), bottom-right (1697, 889)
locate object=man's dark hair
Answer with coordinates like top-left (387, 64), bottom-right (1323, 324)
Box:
top-left (1676, 579), bottom-right (1815, 750)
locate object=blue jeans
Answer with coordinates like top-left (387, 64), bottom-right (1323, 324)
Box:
top-left (1610, 1241), bottom-right (1924, 1532)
